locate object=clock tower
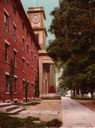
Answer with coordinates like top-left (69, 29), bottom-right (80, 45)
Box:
top-left (28, 7), bottom-right (47, 50)
top-left (27, 7), bottom-right (56, 98)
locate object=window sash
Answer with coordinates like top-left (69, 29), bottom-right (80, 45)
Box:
top-left (4, 13), bottom-right (9, 32)
top-left (5, 43), bottom-right (9, 61)
top-left (13, 25), bottom-right (16, 42)
top-left (14, 78), bottom-right (17, 92)
top-left (14, 51), bottom-right (16, 67)
top-left (5, 75), bottom-right (9, 92)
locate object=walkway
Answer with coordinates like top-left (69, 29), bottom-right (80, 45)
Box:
top-left (61, 97), bottom-right (95, 128)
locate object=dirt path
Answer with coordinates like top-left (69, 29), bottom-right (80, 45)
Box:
top-left (15, 100), bottom-right (62, 121)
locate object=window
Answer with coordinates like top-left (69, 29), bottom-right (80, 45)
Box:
top-left (31, 50), bottom-right (33, 58)
top-left (14, 78), bottom-right (17, 93)
top-left (23, 80), bottom-right (25, 92)
top-left (5, 43), bottom-right (9, 62)
top-left (23, 80), bottom-right (29, 94)
top-left (4, 0), bottom-right (8, 3)
top-left (13, 3), bottom-right (16, 16)
top-left (27, 44), bottom-right (29, 54)
top-left (22, 38), bottom-right (25, 51)
top-left (14, 50), bottom-right (17, 67)
top-left (27, 62), bottom-right (29, 70)
top-left (5, 75), bottom-right (9, 92)
top-left (22, 22), bottom-right (24, 33)
top-left (22, 58), bottom-right (25, 71)
top-left (4, 11), bottom-right (9, 33)
top-left (13, 24), bottom-right (17, 42)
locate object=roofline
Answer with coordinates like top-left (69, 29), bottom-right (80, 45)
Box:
top-left (14, 0), bottom-right (41, 50)
top-left (33, 28), bottom-right (48, 37)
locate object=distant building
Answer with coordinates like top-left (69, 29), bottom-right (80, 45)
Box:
top-left (0, 0), bottom-right (40, 102)
top-left (28, 7), bottom-right (56, 98)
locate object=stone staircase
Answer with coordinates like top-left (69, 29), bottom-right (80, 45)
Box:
top-left (0, 102), bottom-right (23, 114)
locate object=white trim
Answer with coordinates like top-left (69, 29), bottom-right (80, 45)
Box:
top-left (22, 57), bottom-right (25, 60)
top-left (27, 61), bottom-right (29, 64)
top-left (22, 36), bottom-right (25, 39)
top-left (23, 78), bottom-right (25, 81)
top-left (14, 48), bottom-right (17, 53)
top-left (31, 65), bottom-right (33, 69)
top-left (31, 82), bottom-right (34, 85)
top-left (13, 23), bottom-right (17, 28)
top-left (27, 80), bottom-right (30, 83)
top-left (27, 42), bottom-right (29, 45)
top-left (14, 75), bottom-right (18, 78)
top-left (5, 39), bottom-right (10, 45)
top-left (5, 71), bottom-right (9, 75)
top-left (4, 8), bottom-right (9, 16)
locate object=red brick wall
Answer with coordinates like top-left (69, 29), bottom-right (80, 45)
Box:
top-left (0, 0), bottom-right (39, 101)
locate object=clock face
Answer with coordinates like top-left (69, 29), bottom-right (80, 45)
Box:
top-left (32, 14), bottom-right (40, 24)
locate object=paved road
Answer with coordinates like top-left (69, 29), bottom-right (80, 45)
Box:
top-left (61, 97), bottom-right (95, 128)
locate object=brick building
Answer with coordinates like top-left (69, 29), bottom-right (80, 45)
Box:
top-left (0, 0), bottom-right (40, 102)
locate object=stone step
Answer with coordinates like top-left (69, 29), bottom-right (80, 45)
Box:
top-left (0, 105), bottom-right (18, 112)
top-left (8, 108), bottom-right (24, 115)
top-left (0, 102), bottom-right (13, 108)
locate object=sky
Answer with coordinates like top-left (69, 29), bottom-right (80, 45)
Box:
top-left (21, 0), bottom-right (59, 42)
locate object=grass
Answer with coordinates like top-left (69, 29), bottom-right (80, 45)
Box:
top-left (41, 96), bottom-right (61, 100)
top-left (19, 101), bottom-right (40, 106)
top-left (71, 96), bottom-right (95, 100)
top-left (0, 113), bottom-right (62, 128)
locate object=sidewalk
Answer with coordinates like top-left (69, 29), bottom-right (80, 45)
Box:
top-left (61, 97), bottom-right (95, 128)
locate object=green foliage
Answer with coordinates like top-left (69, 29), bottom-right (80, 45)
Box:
top-left (9, 60), bottom-right (15, 100)
top-left (0, 113), bottom-right (62, 128)
top-left (19, 101), bottom-right (40, 106)
top-left (71, 96), bottom-right (95, 100)
top-left (34, 74), bottom-right (39, 97)
top-left (46, 119), bottom-right (62, 127)
top-left (47, 0), bottom-right (95, 97)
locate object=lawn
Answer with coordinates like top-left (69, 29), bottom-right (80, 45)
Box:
top-left (77, 100), bottom-right (95, 112)
top-left (0, 113), bottom-right (62, 128)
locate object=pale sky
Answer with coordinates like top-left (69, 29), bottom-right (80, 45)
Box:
top-left (21, 0), bottom-right (59, 42)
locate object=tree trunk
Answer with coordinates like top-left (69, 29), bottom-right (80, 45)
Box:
top-left (73, 89), bottom-right (76, 97)
top-left (91, 91), bottom-right (94, 99)
top-left (25, 93), bottom-right (28, 102)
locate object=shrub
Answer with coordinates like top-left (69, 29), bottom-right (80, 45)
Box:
top-left (0, 113), bottom-right (62, 128)
top-left (46, 119), bottom-right (62, 127)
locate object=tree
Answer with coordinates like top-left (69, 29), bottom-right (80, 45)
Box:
top-left (24, 79), bottom-right (29, 102)
top-left (9, 60), bottom-right (15, 101)
top-left (34, 72), bottom-right (39, 97)
top-left (47, 0), bottom-right (95, 98)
